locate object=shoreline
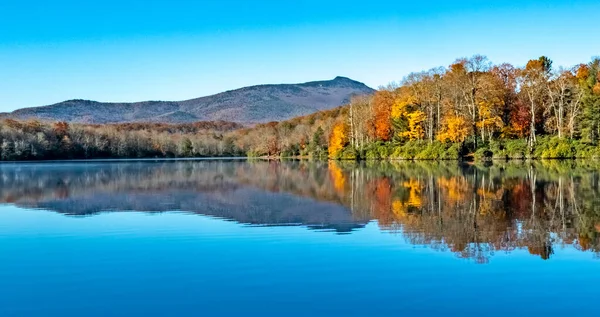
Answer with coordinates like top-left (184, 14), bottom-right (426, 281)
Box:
top-left (0, 155), bottom-right (597, 163)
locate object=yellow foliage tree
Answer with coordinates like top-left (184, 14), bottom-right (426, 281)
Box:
top-left (391, 91), bottom-right (416, 119)
top-left (477, 100), bottom-right (504, 141)
top-left (401, 110), bottom-right (426, 140)
top-left (391, 88), bottom-right (426, 141)
top-left (328, 122), bottom-right (349, 158)
top-left (437, 116), bottom-right (469, 143)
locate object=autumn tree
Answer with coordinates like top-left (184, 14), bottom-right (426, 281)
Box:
top-left (348, 95), bottom-right (373, 148)
top-left (437, 115), bottom-right (469, 143)
top-left (328, 121), bottom-right (349, 158)
top-left (444, 55), bottom-right (492, 146)
top-left (490, 63), bottom-right (519, 137)
top-left (476, 70), bottom-right (506, 141)
top-left (402, 68), bottom-right (445, 141)
top-left (371, 90), bottom-right (394, 141)
top-left (547, 68), bottom-right (583, 138)
top-left (518, 56), bottom-right (552, 147)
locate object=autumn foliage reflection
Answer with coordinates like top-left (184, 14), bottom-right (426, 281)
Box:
top-left (1, 160), bottom-right (599, 262)
top-left (327, 160), bottom-right (600, 262)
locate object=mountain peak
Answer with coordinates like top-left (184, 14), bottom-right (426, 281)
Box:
top-left (333, 76), bottom-right (352, 81)
top-left (10, 78), bottom-right (375, 124)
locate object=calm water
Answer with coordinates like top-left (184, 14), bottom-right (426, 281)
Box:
top-left (0, 160), bottom-right (599, 316)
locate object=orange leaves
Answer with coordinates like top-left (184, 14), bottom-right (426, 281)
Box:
top-left (593, 83), bottom-right (600, 96)
top-left (371, 90), bottom-right (394, 141)
top-left (576, 64), bottom-right (590, 80)
top-left (525, 57), bottom-right (551, 75)
top-left (449, 61), bottom-right (467, 75)
top-left (508, 100), bottom-right (531, 138)
top-left (437, 116), bottom-right (469, 143)
top-left (328, 121), bottom-right (348, 158)
top-left (525, 59), bottom-right (544, 73)
top-left (368, 177), bottom-right (394, 226)
top-left (53, 121), bottom-right (70, 138)
top-left (328, 161), bottom-right (346, 194)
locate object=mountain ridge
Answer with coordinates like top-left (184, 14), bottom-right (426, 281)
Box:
top-left (6, 76), bottom-right (374, 124)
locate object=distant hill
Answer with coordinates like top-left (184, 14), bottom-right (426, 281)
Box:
top-left (6, 77), bottom-right (374, 124)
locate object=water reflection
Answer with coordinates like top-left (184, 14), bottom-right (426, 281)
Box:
top-left (1, 159), bottom-right (600, 262)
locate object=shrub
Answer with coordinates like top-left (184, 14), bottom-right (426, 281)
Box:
top-left (474, 147), bottom-right (493, 160)
top-left (572, 140), bottom-right (600, 158)
top-left (503, 139), bottom-right (528, 159)
top-left (534, 137), bottom-right (574, 159)
top-left (338, 147), bottom-right (359, 160)
top-left (390, 140), bottom-right (461, 160)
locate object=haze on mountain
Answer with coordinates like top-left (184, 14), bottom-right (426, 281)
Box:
top-left (5, 76), bottom-right (374, 124)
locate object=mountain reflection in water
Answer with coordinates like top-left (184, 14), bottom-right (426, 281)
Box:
top-left (1, 159), bottom-right (599, 263)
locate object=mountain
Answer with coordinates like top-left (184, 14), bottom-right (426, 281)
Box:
top-left (6, 76), bottom-right (374, 124)
top-left (0, 160), bottom-right (368, 233)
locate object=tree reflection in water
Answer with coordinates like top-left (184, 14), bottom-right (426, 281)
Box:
top-left (0, 159), bottom-right (599, 262)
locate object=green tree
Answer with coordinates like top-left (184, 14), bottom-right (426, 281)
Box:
top-left (579, 58), bottom-right (600, 143)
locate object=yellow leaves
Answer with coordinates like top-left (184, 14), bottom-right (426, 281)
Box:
top-left (477, 188), bottom-right (503, 200)
top-left (437, 116), bottom-right (469, 143)
top-left (401, 110), bottom-right (426, 140)
top-left (437, 177), bottom-right (467, 201)
top-left (477, 98), bottom-right (504, 134)
top-left (476, 116), bottom-right (504, 131)
top-left (391, 199), bottom-right (407, 217)
top-left (391, 198), bottom-right (417, 226)
top-left (328, 122), bottom-right (348, 158)
top-left (391, 93), bottom-right (416, 119)
top-left (403, 179), bottom-right (423, 207)
top-left (390, 87), bottom-right (426, 141)
top-left (328, 161), bottom-right (346, 194)
top-left (390, 179), bottom-right (422, 224)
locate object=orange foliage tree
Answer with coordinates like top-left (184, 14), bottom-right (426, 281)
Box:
top-left (328, 121), bottom-right (349, 158)
top-left (371, 90), bottom-right (394, 141)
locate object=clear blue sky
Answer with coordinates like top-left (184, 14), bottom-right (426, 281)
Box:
top-left (1, 0), bottom-right (599, 112)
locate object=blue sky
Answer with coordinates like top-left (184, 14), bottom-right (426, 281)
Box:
top-left (1, 0), bottom-right (599, 112)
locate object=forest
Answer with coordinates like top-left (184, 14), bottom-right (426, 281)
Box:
top-left (0, 120), bottom-right (244, 160)
top-left (1, 55), bottom-right (599, 161)
top-left (237, 55), bottom-right (600, 160)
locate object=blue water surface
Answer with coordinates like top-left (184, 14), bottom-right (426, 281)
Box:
top-left (0, 160), bottom-right (598, 316)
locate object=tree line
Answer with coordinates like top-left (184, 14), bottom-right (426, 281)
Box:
top-left (327, 55), bottom-right (600, 160)
top-left (1, 54), bottom-right (599, 161)
top-left (0, 119), bottom-right (243, 160)
top-left (2, 159), bottom-right (599, 261)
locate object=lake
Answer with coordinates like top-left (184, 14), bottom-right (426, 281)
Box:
top-left (0, 159), bottom-right (598, 316)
